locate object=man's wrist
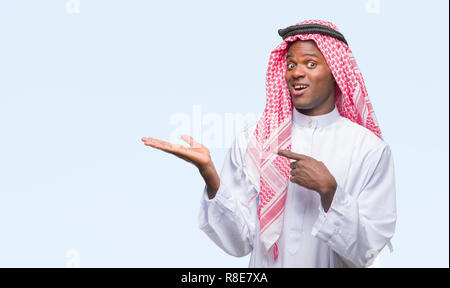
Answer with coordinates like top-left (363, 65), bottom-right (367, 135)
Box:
top-left (320, 178), bottom-right (337, 212)
top-left (198, 162), bottom-right (215, 177)
top-left (198, 162), bottom-right (220, 199)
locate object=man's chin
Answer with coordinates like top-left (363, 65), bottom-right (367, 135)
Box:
top-left (292, 99), bottom-right (313, 111)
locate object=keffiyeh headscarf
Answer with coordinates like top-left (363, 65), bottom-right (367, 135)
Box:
top-left (243, 20), bottom-right (382, 260)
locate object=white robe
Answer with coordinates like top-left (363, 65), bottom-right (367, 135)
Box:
top-left (198, 106), bottom-right (397, 267)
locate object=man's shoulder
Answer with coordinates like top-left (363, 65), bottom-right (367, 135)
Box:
top-left (337, 116), bottom-right (388, 152)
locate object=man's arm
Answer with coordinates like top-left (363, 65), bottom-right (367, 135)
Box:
top-left (278, 145), bottom-right (397, 267)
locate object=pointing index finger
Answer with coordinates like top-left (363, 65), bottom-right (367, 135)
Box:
top-left (276, 149), bottom-right (307, 161)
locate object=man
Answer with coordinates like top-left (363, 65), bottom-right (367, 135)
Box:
top-left (142, 20), bottom-right (396, 268)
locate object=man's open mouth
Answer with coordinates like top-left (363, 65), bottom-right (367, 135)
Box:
top-left (291, 83), bottom-right (309, 96)
top-left (293, 83), bottom-right (309, 91)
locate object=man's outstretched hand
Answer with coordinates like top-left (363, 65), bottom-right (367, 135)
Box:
top-left (141, 135), bottom-right (212, 169)
top-left (141, 135), bottom-right (220, 199)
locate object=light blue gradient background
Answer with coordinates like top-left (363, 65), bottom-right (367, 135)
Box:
top-left (0, 0), bottom-right (448, 267)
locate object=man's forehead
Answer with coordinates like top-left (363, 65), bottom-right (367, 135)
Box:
top-left (287, 40), bottom-right (322, 58)
top-left (287, 40), bottom-right (319, 51)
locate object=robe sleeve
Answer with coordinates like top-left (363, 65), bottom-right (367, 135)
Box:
top-left (198, 124), bottom-right (258, 257)
top-left (311, 144), bottom-right (397, 267)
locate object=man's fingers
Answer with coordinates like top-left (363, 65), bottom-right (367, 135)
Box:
top-left (142, 137), bottom-right (163, 149)
top-left (181, 134), bottom-right (201, 148)
top-left (290, 161), bottom-right (299, 169)
top-left (277, 149), bottom-right (307, 161)
top-left (142, 137), bottom-right (179, 153)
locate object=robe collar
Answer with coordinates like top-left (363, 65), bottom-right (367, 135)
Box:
top-left (292, 105), bottom-right (340, 129)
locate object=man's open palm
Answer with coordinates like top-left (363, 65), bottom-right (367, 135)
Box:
top-left (141, 135), bottom-right (211, 169)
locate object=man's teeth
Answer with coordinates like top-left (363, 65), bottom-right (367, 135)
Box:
top-left (294, 84), bottom-right (308, 89)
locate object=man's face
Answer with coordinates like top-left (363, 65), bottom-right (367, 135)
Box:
top-left (285, 40), bottom-right (336, 116)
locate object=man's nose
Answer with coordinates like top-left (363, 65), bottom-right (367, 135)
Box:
top-left (292, 66), bottom-right (306, 78)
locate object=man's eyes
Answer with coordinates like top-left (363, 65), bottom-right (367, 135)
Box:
top-left (287, 63), bottom-right (296, 69)
top-left (287, 62), bottom-right (317, 69)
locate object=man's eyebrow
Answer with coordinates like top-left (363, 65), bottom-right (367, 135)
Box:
top-left (286, 53), bottom-right (320, 59)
